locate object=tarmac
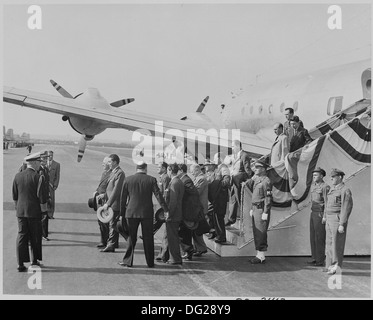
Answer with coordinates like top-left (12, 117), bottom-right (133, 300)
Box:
top-left (2, 144), bottom-right (371, 298)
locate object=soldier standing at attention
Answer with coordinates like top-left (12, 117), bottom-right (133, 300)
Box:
top-left (244, 160), bottom-right (272, 264)
top-left (307, 167), bottom-right (330, 267)
top-left (323, 168), bottom-right (353, 275)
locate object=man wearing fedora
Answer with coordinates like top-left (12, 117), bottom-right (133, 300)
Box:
top-left (323, 168), bottom-right (353, 275)
top-left (100, 154), bottom-right (125, 253)
top-left (12, 152), bottom-right (48, 271)
top-left (308, 167), bottom-right (330, 267)
top-left (244, 159), bottom-right (273, 264)
top-left (119, 161), bottom-right (169, 268)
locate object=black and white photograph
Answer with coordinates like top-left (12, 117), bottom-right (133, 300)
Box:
top-left (1, 1), bottom-right (371, 300)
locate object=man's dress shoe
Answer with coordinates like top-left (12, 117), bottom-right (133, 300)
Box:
top-left (118, 262), bottom-right (131, 268)
top-left (17, 265), bottom-right (27, 272)
top-left (96, 243), bottom-right (106, 248)
top-left (193, 250), bottom-right (207, 257)
top-left (100, 247), bottom-right (115, 253)
top-left (166, 261), bottom-right (182, 265)
top-left (182, 251), bottom-right (193, 261)
top-left (250, 257), bottom-right (266, 264)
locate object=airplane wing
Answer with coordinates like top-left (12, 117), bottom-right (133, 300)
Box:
top-left (3, 86), bottom-right (272, 158)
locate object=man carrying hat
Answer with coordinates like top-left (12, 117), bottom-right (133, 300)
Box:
top-left (94, 156), bottom-right (112, 248)
top-left (244, 159), bottom-right (273, 264)
top-left (12, 152), bottom-right (48, 271)
top-left (100, 154), bottom-right (125, 253)
top-left (323, 168), bottom-right (353, 275)
top-left (308, 167), bottom-right (330, 267)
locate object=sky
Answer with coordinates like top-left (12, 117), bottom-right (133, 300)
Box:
top-left (1, 2), bottom-right (371, 143)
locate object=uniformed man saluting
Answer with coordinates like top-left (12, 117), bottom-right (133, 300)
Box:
top-left (244, 160), bottom-right (272, 264)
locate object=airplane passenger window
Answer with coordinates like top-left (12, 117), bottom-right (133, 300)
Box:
top-left (250, 106), bottom-right (253, 114)
top-left (259, 105), bottom-right (263, 114)
top-left (241, 107), bottom-right (245, 116)
top-left (268, 104), bottom-right (273, 114)
top-left (293, 101), bottom-right (298, 111)
top-left (280, 102), bottom-right (285, 113)
top-left (327, 96), bottom-right (343, 115)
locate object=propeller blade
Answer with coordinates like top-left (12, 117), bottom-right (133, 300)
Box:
top-left (110, 98), bottom-right (135, 108)
top-left (77, 135), bottom-right (87, 163)
top-left (50, 80), bottom-right (74, 98)
top-left (196, 96), bottom-right (209, 113)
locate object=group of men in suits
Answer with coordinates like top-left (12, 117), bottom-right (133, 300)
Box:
top-left (13, 150), bottom-right (60, 272)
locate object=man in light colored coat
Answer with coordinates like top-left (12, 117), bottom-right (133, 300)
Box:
top-left (270, 123), bottom-right (289, 166)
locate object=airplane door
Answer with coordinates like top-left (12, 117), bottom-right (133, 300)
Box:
top-left (327, 96), bottom-right (343, 115)
top-left (361, 68), bottom-right (371, 100)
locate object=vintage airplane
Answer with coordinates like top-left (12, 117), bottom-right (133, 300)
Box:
top-left (3, 59), bottom-right (371, 163)
top-left (3, 81), bottom-right (271, 163)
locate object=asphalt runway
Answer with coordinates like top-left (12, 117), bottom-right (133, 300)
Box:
top-left (2, 145), bottom-right (371, 298)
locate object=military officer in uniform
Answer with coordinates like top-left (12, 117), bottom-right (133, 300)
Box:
top-left (12, 152), bottom-right (48, 271)
top-left (323, 168), bottom-right (353, 275)
top-left (308, 167), bottom-right (330, 266)
top-left (244, 160), bottom-right (272, 264)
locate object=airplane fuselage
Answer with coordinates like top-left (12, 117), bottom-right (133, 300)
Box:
top-left (221, 59), bottom-right (371, 140)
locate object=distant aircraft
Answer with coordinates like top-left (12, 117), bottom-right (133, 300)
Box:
top-left (3, 59), bottom-right (371, 162)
